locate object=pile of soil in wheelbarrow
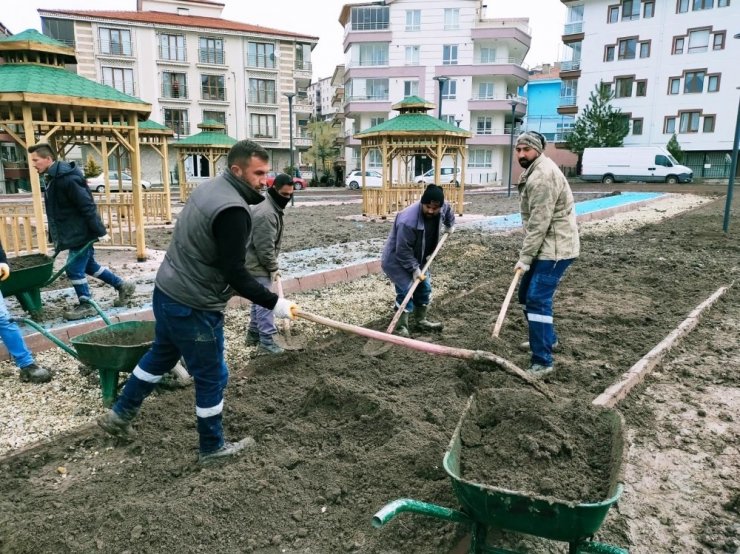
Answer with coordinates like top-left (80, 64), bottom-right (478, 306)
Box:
top-left (459, 388), bottom-right (622, 503)
top-left (7, 254), bottom-right (52, 270)
top-left (73, 325), bottom-right (154, 347)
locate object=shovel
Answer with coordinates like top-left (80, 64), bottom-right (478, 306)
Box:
top-left (272, 275), bottom-right (306, 351)
top-left (363, 233), bottom-right (450, 357)
top-left (491, 268), bottom-right (523, 338)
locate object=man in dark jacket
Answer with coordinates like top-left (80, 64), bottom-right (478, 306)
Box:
top-left (380, 184), bottom-right (455, 336)
top-left (244, 173), bottom-right (294, 354)
top-left (97, 140), bottom-right (300, 465)
top-left (28, 143), bottom-right (135, 321)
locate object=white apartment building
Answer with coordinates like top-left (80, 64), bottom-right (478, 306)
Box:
top-left (338, 0), bottom-right (531, 185)
top-left (38, 0), bottom-right (317, 182)
top-left (560, 0), bottom-right (738, 178)
top-left (309, 76), bottom-right (339, 121)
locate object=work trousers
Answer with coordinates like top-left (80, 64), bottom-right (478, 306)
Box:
top-left (248, 275), bottom-right (277, 338)
top-left (66, 244), bottom-right (123, 302)
top-left (0, 290), bottom-right (34, 369)
top-left (393, 271), bottom-right (432, 313)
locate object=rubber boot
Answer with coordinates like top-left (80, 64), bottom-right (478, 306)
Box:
top-left (245, 329), bottom-right (260, 346)
top-left (395, 311), bottom-right (410, 337)
top-left (413, 305), bottom-right (443, 332)
top-left (258, 334), bottom-right (285, 355)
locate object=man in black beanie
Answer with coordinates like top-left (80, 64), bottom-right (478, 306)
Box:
top-left (381, 184), bottom-right (455, 336)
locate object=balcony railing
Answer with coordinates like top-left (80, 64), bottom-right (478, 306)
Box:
top-left (247, 54), bottom-right (276, 69)
top-left (295, 92), bottom-right (311, 104)
top-left (249, 127), bottom-right (277, 139)
top-left (294, 60), bottom-right (312, 71)
top-left (559, 95), bottom-right (577, 107)
top-left (474, 56), bottom-right (527, 67)
top-left (560, 60), bottom-right (581, 72)
top-left (202, 89), bottom-right (227, 102)
top-left (346, 94), bottom-right (389, 102)
top-left (99, 40), bottom-right (134, 57)
top-left (198, 49), bottom-right (225, 65)
top-left (348, 58), bottom-right (389, 68)
top-left (474, 126), bottom-right (522, 136)
top-left (248, 92), bottom-right (276, 104)
top-left (563, 21), bottom-right (583, 35)
top-left (158, 47), bottom-right (187, 62)
top-left (470, 94), bottom-right (528, 104)
top-left (161, 84), bottom-right (188, 99)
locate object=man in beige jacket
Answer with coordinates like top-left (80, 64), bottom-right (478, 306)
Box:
top-left (513, 131), bottom-right (580, 377)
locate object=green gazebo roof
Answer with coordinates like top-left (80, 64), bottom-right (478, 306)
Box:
top-left (355, 96), bottom-right (470, 137)
top-left (171, 131), bottom-right (237, 148)
top-left (0, 28), bottom-right (70, 49)
top-left (139, 119), bottom-right (170, 130)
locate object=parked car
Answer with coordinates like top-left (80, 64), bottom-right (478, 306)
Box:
top-left (87, 170), bottom-right (152, 192)
top-left (345, 170), bottom-right (383, 189)
top-left (414, 167), bottom-right (461, 185)
top-left (265, 171), bottom-right (308, 190)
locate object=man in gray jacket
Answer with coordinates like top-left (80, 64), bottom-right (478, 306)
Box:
top-left (244, 173), bottom-right (294, 354)
top-left (514, 131), bottom-right (580, 377)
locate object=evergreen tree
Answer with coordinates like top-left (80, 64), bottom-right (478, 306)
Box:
top-left (666, 133), bottom-right (683, 163)
top-left (566, 84), bottom-right (630, 161)
top-left (83, 154), bottom-right (103, 178)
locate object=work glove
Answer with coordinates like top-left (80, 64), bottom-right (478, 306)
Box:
top-left (412, 268), bottom-right (426, 282)
top-left (514, 260), bottom-right (530, 273)
top-left (270, 271), bottom-right (280, 283)
top-left (273, 297), bottom-right (299, 320)
top-left (98, 234), bottom-right (111, 243)
top-left (0, 263), bottom-right (9, 281)
top-left (443, 225), bottom-right (455, 234)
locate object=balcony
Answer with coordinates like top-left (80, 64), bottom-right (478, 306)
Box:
top-left (201, 89), bottom-right (227, 102)
top-left (473, 56), bottom-right (528, 68)
top-left (560, 60), bottom-right (581, 72)
top-left (559, 95), bottom-right (577, 107)
top-left (347, 58), bottom-right (389, 68)
top-left (164, 122), bottom-right (189, 136)
top-left (468, 126), bottom-right (522, 146)
top-left (468, 94), bottom-right (527, 113)
top-left (249, 127), bottom-right (277, 140)
top-left (563, 21), bottom-right (583, 35)
top-left (198, 49), bottom-right (225, 65)
top-left (161, 83), bottom-right (188, 100)
top-left (248, 92), bottom-right (277, 105)
top-left (98, 40), bottom-right (134, 57)
top-left (158, 47), bottom-right (187, 63)
top-left (247, 54), bottom-right (277, 70)
top-left (295, 60), bottom-right (312, 72)
top-left (471, 18), bottom-right (531, 52)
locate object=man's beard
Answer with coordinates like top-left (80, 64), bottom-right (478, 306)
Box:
top-left (518, 158), bottom-right (532, 169)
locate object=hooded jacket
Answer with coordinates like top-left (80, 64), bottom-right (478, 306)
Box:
top-left (244, 190), bottom-right (286, 277)
top-left (43, 161), bottom-right (106, 251)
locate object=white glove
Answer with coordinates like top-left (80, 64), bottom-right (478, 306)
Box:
top-left (515, 261), bottom-right (530, 273)
top-left (272, 297), bottom-right (299, 320)
top-left (0, 263), bottom-right (9, 281)
top-left (443, 225), bottom-right (455, 234)
top-left (270, 271), bottom-right (280, 283)
top-left (412, 268), bottom-right (426, 282)
top-left (98, 234), bottom-right (111, 243)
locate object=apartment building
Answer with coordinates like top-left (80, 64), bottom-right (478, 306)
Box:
top-left (338, 0), bottom-right (531, 185)
top-left (560, 0), bottom-right (738, 178)
top-left (309, 76), bottom-right (340, 122)
top-left (38, 0), bottom-right (317, 181)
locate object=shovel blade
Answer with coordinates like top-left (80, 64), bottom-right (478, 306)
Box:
top-left (273, 332), bottom-right (306, 351)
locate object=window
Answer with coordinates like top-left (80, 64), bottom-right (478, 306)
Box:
top-left (441, 79), bottom-right (457, 100)
top-left (679, 111), bottom-right (700, 132)
top-left (443, 45), bottom-right (458, 65)
top-left (684, 70), bottom-right (705, 93)
top-left (673, 37), bottom-right (685, 54)
top-left (100, 28), bottom-right (132, 56)
top-left (164, 108), bottom-right (188, 136)
top-left (477, 82), bottom-right (494, 99)
top-left (600, 82), bottom-right (613, 95)
top-left (608, 5), bottom-right (620, 22)
top-left (636, 80), bottom-right (647, 96)
top-left (664, 116), bottom-right (676, 133)
top-left (370, 117), bottom-right (385, 127)
top-left (669, 77), bottom-right (681, 94)
top-left (203, 110), bottom-right (226, 132)
top-left (199, 37), bottom-right (224, 64)
top-left (350, 6), bottom-right (389, 30)
top-left (162, 72), bottom-right (187, 98)
top-left (405, 10), bottom-right (421, 31)
top-left (102, 67), bottom-right (134, 95)
top-left (718, 0), bottom-right (729, 5)
top-left (713, 31), bottom-right (725, 50)
top-left (605, 45), bottom-right (615, 61)
top-left (703, 115), bottom-right (715, 132)
top-left (707, 74), bottom-right (720, 92)
top-left (403, 80), bottom-right (418, 97)
top-left (693, 0), bottom-right (714, 9)
top-left (356, 43), bottom-right (388, 66)
top-left (295, 43), bottom-right (311, 71)
top-left (618, 38), bottom-right (637, 59)
top-left (688, 29), bottom-right (710, 52)
top-left (42, 18), bottom-right (75, 47)
top-left (201, 75), bottom-right (225, 101)
top-left (469, 149), bottom-right (492, 168)
top-left (655, 154), bottom-right (672, 166)
top-left (405, 45), bottom-right (420, 65)
top-left (677, 0), bottom-right (690, 11)
top-left (368, 149), bottom-right (382, 168)
top-left (443, 115), bottom-right (457, 126)
top-left (639, 41), bottom-right (651, 58)
top-left (622, 0), bottom-right (640, 20)
top-left (444, 8), bottom-right (460, 30)
top-left (479, 47), bottom-right (496, 63)
top-left (366, 79), bottom-right (389, 100)
top-left (632, 118), bottom-right (643, 135)
top-left (250, 114), bottom-right (276, 138)
top-left (643, 1), bottom-right (655, 17)
top-left (248, 78), bottom-right (276, 104)
top-left (476, 117), bottom-right (493, 135)
top-left (615, 76), bottom-right (634, 97)
top-left (247, 42), bottom-right (275, 68)
top-left (160, 34), bottom-right (185, 61)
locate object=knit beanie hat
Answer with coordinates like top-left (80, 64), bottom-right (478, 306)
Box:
top-left (516, 131), bottom-right (546, 154)
top-left (420, 184), bottom-right (444, 205)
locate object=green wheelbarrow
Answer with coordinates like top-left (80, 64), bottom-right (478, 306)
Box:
top-left (17, 300), bottom-right (155, 408)
top-left (373, 394), bottom-right (628, 554)
top-left (1, 239), bottom-right (97, 320)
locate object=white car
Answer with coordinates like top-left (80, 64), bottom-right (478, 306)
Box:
top-left (87, 170), bottom-right (153, 193)
top-left (414, 167), bottom-right (461, 185)
top-left (345, 170), bottom-right (383, 189)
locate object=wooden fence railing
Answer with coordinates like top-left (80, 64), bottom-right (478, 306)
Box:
top-left (362, 185), bottom-right (465, 217)
top-left (0, 203), bottom-right (41, 256)
top-left (93, 191), bottom-right (170, 225)
top-left (179, 182), bottom-right (198, 203)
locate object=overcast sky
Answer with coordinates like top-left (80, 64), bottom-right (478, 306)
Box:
top-left (3, 0), bottom-right (567, 79)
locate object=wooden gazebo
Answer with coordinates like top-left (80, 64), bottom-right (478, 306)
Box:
top-left (354, 96), bottom-right (471, 217)
top-left (0, 29), bottom-right (152, 259)
top-left (171, 120), bottom-right (236, 202)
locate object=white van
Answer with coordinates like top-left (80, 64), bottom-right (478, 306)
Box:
top-left (581, 147), bottom-right (693, 184)
top-left (414, 167), bottom-right (461, 185)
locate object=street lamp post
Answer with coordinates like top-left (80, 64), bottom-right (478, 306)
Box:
top-left (723, 33), bottom-right (740, 233)
top-left (432, 76), bottom-right (450, 120)
top-left (507, 100), bottom-right (519, 198)
top-left (284, 92), bottom-right (296, 206)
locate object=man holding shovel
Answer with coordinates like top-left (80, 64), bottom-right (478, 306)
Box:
top-left (513, 131), bottom-right (580, 377)
top-left (381, 184), bottom-right (454, 337)
top-left (244, 173), bottom-right (294, 355)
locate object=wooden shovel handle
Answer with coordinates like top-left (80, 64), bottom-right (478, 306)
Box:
top-left (491, 268), bottom-right (524, 338)
top-left (386, 233), bottom-right (450, 334)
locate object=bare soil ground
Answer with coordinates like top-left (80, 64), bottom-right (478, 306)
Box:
top-left (0, 193), bottom-right (737, 553)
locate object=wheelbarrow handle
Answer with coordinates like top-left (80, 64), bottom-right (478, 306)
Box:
top-left (45, 239), bottom-right (99, 287)
top-left (13, 317), bottom-right (80, 360)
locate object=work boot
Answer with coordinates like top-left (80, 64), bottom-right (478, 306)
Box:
top-left (97, 409), bottom-right (135, 439)
top-left (413, 305), bottom-right (443, 332)
top-left (258, 335), bottom-right (285, 355)
top-left (198, 437), bottom-right (256, 466)
top-left (395, 311), bottom-right (410, 337)
top-left (63, 302), bottom-right (97, 321)
top-left (527, 364), bottom-right (554, 378)
top-left (19, 363), bottom-right (52, 383)
top-left (519, 340), bottom-right (560, 353)
top-left (245, 329), bottom-right (260, 346)
top-left (114, 281), bottom-right (136, 307)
